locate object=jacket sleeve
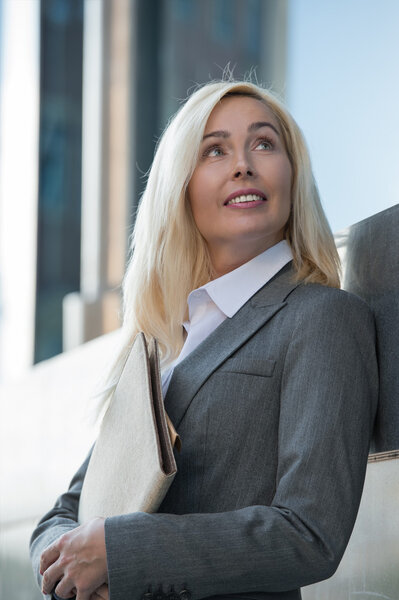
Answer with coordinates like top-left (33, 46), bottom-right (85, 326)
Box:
top-left (103, 292), bottom-right (378, 600)
top-left (29, 450), bottom-right (92, 597)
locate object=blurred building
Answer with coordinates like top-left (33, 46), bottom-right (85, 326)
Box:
top-left (0, 0), bottom-right (287, 383)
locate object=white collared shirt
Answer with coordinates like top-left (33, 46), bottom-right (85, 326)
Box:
top-left (161, 240), bottom-right (293, 395)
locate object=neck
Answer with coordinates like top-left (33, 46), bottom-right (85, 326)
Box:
top-left (209, 240), bottom-right (281, 279)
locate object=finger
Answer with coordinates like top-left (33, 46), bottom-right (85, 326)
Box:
top-left (40, 543), bottom-right (60, 575)
top-left (53, 591), bottom-right (76, 600)
top-left (42, 562), bottom-right (66, 595)
top-left (76, 589), bottom-right (94, 600)
top-left (88, 590), bottom-right (106, 599)
top-left (93, 584), bottom-right (109, 599)
top-left (91, 593), bottom-right (108, 600)
top-left (64, 581), bottom-right (96, 600)
top-left (54, 581), bottom-right (77, 599)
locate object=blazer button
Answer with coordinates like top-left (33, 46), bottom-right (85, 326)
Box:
top-left (179, 589), bottom-right (191, 600)
top-left (166, 585), bottom-right (180, 600)
top-left (154, 586), bottom-right (166, 600)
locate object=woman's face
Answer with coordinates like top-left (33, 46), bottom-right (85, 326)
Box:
top-left (187, 95), bottom-right (292, 268)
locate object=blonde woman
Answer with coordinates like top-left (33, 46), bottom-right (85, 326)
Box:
top-left (31, 80), bottom-right (378, 600)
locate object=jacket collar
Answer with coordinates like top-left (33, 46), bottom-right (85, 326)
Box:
top-left (164, 262), bottom-right (300, 429)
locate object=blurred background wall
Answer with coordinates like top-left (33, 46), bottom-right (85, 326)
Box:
top-left (0, 1), bottom-right (398, 598)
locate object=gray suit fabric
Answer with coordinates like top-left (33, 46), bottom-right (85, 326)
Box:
top-left (343, 203), bottom-right (399, 452)
top-left (30, 263), bottom-right (378, 600)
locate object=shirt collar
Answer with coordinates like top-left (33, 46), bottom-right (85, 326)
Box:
top-left (188, 240), bottom-right (293, 319)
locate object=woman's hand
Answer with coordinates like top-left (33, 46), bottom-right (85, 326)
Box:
top-left (90, 584), bottom-right (109, 599)
top-left (40, 517), bottom-right (108, 599)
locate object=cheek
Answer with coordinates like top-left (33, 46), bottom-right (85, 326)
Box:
top-left (276, 161), bottom-right (292, 206)
top-left (188, 186), bottom-right (203, 223)
top-left (187, 172), bottom-right (218, 226)
top-left (187, 177), bottom-right (200, 218)
top-left (187, 185), bottom-right (208, 236)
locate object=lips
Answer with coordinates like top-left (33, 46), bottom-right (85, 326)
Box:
top-left (224, 188), bottom-right (267, 206)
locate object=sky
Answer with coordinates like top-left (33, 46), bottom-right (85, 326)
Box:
top-left (286, 0), bottom-right (399, 233)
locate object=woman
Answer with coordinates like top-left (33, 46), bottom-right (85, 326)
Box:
top-left (30, 80), bottom-right (378, 600)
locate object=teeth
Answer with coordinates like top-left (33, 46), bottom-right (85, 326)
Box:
top-left (227, 194), bottom-right (265, 205)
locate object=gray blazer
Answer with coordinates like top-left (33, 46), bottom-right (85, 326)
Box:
top-left (30, 263), bottom-right (378, 600)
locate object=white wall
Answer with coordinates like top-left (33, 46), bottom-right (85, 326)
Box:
top-left (286, 0), bottom-right (399, 232)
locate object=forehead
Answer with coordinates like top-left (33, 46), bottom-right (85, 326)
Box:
top-left (204, 95), bottom-right (281, 134)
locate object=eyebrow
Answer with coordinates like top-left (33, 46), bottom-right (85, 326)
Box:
top-left (202, 121), bottom-right (280, 141)
top-left (248, 121), bottom-right (280, 136)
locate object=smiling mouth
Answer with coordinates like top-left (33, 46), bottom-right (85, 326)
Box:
top-left (225, 193), bottom-right (267, 206)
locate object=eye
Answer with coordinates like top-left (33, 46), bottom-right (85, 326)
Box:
top-left (255, 138), bottom-right (274, 150)
top-left (202, 144), bottom-right (224, 158)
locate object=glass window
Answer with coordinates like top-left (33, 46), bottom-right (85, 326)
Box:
top-left (35, 0), bottom-right (84, 362)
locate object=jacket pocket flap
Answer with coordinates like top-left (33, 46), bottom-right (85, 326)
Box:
top-left (219, 357), bottom-right (276, 377)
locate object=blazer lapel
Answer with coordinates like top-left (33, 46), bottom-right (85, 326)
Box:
top-left (164, 263), bottom-right (300, 429)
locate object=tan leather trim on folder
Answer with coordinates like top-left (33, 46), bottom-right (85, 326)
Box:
top-left (166, 412), bottom-right (181, 452)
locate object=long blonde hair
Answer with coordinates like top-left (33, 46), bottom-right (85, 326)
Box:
top-left (101, 79), bottom-right (340, 402)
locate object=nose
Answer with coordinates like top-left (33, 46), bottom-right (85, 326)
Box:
top-left (232, 151), bottom-right (255, 179)
top-left (234, 166), bottom-right (254, 179)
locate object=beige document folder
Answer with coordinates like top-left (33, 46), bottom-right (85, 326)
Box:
top-left (78, 333), bottom-right (180, 523)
